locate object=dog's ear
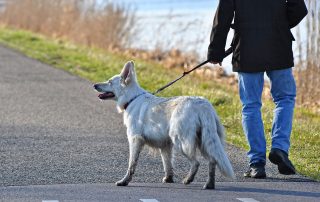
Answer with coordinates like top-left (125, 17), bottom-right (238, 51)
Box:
top-left (120, 61), bottom-right (135, 86)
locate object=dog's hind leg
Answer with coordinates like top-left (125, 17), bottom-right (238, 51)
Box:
top-left (182, 156), bottom-right (200, 185)
top-left (116, 135), bottom-right (144, 186)
top-left (160, 146), bottom-right (174, 183)
top-left (181, 144), bottom-right (200, 185)
top-left (203, 162), bottom-right (216, 189)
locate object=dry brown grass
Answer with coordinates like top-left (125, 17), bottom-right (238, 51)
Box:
top-left (294, 0), bottom-right (320, 112)
top-left (0, 0), bottom-right (136, 49)
top-left (0, 0), bottom-right (203, 70)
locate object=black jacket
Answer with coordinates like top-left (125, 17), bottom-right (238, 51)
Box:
top-left (208, 0), bottom-right (308, 72)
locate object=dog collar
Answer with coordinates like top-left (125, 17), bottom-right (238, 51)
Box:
top-left (124, 92), bottom-right (146, 110)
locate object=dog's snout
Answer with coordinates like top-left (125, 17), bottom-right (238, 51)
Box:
top-left (93, 84), bottom-right (102, 92)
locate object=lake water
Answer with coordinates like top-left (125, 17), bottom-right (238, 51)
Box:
top-left (116, 1), bottom-right (223, 57)
top-left (120, 0), bottom-right (235, 71)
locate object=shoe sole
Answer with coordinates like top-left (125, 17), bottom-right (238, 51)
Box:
top-left (244, 174), bottom-right (266, 179)
top-left (269, 153), bottom-right (296, 175)
top-left (252, 174), bottom-right (266, 179)
top-left (244, 172), bottom-right (266, 179)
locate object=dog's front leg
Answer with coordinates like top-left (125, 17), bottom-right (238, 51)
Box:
top-left (116, 135), bottom-right (144, 186)
top-left (160, 146), bottom-right (174, 183)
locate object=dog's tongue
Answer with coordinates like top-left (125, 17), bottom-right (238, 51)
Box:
top-left (98, 92), bottom-right (114, 99)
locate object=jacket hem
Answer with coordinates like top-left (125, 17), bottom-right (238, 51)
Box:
top-left (232, 63), bottom-right (294, 73)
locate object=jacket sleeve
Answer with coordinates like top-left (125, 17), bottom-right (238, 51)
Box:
top-left (287, 0), bottom-right (308, 29)
top-left (207, 0), bottom-right (234, 62)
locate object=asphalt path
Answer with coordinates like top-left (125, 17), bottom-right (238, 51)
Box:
top-left (0, 45), bottom-right (318, 201)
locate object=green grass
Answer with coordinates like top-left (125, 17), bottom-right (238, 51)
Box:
top-left (0, 27), bottom-right (319, 181)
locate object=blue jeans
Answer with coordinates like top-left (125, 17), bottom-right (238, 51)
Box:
top-left (238, 68), bottom-right (296, 166)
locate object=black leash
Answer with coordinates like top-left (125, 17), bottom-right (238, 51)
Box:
top-left (152, 47), bottom-right (233, 95)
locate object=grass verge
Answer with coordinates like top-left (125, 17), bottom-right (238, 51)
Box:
top-left (0, 27), bottom-right (319, 181)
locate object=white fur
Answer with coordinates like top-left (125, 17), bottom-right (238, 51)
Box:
top-left (94, 61), bottom-right (235, 189)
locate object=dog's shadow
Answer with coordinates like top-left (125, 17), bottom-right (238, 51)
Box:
top-left (130, 181), bottom-right (320, 199)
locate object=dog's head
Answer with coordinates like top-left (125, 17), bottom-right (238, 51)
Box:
top-left (93, 61), bottom-right (138, 102)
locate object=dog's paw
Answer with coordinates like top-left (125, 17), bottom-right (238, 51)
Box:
top-left (182, 177), bottom-right (193, 185)
top-left (162, 176), bottom-right (174, 183)
top-left (115, 180), bottom-right (129, 186)
top-left (202, 182), bottom-right (215, 190)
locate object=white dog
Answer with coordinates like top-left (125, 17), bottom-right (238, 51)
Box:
top-left (94, 61), bottom-right (235, 189)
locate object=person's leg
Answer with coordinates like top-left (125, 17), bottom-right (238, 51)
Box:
top-left (266, 68), bottom-right (296, 174)
top-left (238, 72), bottom-right (266, 166)
top-left (266, 68), bottom-right (296, 153)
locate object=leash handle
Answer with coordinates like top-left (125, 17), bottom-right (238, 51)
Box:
top-left (184, 46), bottom-right (232, 75)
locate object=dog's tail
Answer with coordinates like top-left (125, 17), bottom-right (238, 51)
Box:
top-left (200, 107), bottom-right (235, 179)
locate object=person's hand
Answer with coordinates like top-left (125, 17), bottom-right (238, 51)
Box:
top-left (209, 61), bottom-right (222, 66)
